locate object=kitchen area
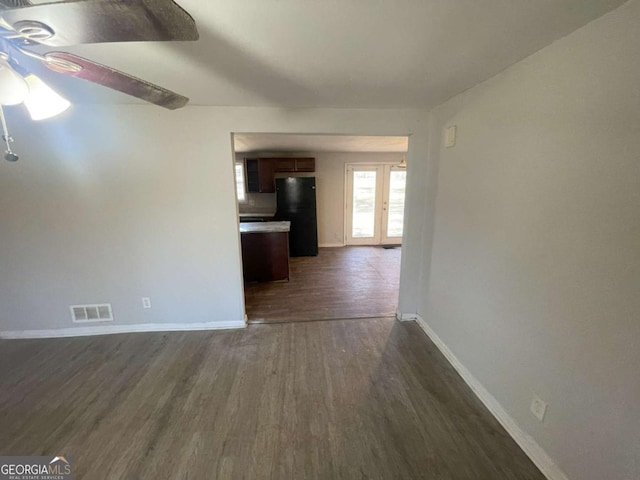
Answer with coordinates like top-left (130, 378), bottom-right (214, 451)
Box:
top-left (233, 133), bottom-right (408, 324)
top-left (237, 156), bottom-right (318, 285)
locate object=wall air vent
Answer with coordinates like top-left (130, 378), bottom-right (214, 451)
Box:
top-left (70, 304), bottom-right (113, 323)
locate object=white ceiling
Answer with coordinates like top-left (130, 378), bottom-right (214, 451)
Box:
top-left (234, 134), bottom-right (409, 153)
top-left (17, 0), bottom-right (628, 109)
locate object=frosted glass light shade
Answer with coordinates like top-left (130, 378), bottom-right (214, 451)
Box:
top-left (0, 62), bottom-right (28, 105)
top-left (23, 74), bottom-right (70, 120)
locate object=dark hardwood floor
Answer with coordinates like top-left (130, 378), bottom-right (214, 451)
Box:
top-left (244, 246), bottom-right (401, 323)
top-left (0, 318), bottom-right (544, 480)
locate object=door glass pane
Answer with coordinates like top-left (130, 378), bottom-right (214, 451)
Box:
top-left (386, 170), bottom-right (406, 237)
top-left (352, 171), bottom-right (377, 238)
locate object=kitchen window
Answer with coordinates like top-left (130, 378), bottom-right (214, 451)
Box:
top-left (235, 162), bottom-right (247, 202)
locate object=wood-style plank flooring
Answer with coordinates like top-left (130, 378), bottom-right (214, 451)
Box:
top-left (245, 246), bottom-right (401, 323)
top-left (0, 318), bottom-right (544, 480)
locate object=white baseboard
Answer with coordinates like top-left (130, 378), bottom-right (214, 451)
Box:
top-left (414, 314), bottom-right (569, 480)
top-left (0, 320), bottom-right (246, 340)
top-left (318, 242), bottom-right (344, 248)
top-left (396, 310), bottom-right (418, 322)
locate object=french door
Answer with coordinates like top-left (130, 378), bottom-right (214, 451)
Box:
top-left (345, 164), bottom-right (407, 245)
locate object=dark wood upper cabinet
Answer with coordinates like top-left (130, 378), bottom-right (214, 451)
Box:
top-left (258, 159), bottom-right (276, 193)
top-left (294, 158), bottom-right (315, 172)
top-left (271, 157), bottom-right (315, 173)
top-left (273, 158), bottom-right (296, 172)
top-left (245, 159), bottom-right (260, 192)
top-left (246, 158), bottom-right (275, 193)
top-left (245, 157), bottom-right (316, 193)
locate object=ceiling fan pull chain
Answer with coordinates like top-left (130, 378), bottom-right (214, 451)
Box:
top-left (0, 105), bottom-right (11, 144)
top-left (0, 105), bottom-right (19, 162)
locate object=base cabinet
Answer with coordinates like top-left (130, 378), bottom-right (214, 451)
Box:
top-left (241, 232), bottom-right (290, 282)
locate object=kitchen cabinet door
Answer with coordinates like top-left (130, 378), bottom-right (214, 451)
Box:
top-left (295, 158), bottom-right (315, 172)
top-left (258, 159), bottom-right (275, 193)
top-left (270, 157), bottom-right (316, 173)
top-left (241, 232), bottom-right (290, 282)
top-left (273, 158), bottom-right (296, 172)
top-left (245, 159), bottom-right (260, 193)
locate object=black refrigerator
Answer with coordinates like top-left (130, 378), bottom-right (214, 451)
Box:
top-left (275, 177), bottom-right (319, 257)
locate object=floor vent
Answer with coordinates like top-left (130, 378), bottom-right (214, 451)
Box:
top-left (70, 304), bottom-right (113, 323)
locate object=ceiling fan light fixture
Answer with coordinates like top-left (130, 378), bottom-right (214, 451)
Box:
top-left (23, 73), bottom-right (70, 120)
top-left (0, 60), bottom-right (29, 106)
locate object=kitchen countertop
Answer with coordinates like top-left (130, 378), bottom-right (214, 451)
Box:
top-left (240, 221), bottom-right (290, 234)
top-left (239, 212), bottom-right (276, 218)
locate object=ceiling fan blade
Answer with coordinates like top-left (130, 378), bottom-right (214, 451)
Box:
top-left (45, 52), bottom-right (188, 109)
top-left (0, 0), bottom-right (31, 8)
top-left (1, 0), bottom-right (198, 46)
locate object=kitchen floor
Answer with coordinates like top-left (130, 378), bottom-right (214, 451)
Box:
top-left (244, 246), bottom-right (401, 323)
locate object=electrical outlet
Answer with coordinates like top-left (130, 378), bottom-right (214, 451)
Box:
top-left (530, 395), bottom-right (548, 422)
top-left (142, 297), bottom-right (152, 309)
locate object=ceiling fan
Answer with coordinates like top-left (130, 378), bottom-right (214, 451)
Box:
top-left (0, 0), bottom-right (199, 161)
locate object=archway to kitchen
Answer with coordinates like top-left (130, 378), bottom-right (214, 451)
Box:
top-left (232, 133), bottom-right (409, 324)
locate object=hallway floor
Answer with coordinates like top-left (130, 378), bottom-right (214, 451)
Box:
top-left (244, 246), bottom-right (401, 323)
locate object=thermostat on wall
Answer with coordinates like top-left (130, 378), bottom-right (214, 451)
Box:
top-left (444, 125), bottom-right (457, 148)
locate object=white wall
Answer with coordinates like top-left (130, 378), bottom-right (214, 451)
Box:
top-left (0, 106), bottom-right (428, 333)
top-left (419, 2), bottom-right (640, 479)
top-left (235, 152), bottom-right (406, 246)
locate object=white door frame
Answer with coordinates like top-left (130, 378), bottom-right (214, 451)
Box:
top-left (380, 164), bottom-right (406, 245)
top-left (345, 164), bottom-right (384, 245)
top-left (345, 163), bottom-right (406, 246)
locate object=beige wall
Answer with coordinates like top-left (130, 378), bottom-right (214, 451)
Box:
top-left (419, 2), bottom-right (640, 479)
top-left (0, 106), bottom-right (429, 333)
top-left (236, 152), bottom-right (405, 246)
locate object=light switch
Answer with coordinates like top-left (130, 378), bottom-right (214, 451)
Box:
top-left (444, 125), bottom-right (457, 148)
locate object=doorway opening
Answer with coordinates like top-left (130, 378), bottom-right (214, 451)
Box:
top-left (232, 133), bottom-right (409, 324)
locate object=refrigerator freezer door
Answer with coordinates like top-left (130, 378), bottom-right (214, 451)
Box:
top-left (276, 177), bottom-right (316, 212)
